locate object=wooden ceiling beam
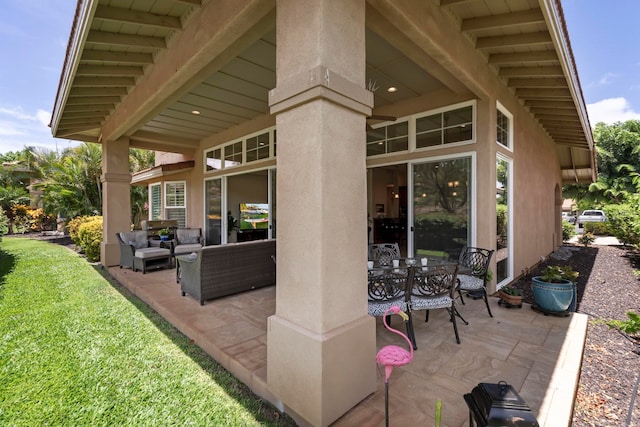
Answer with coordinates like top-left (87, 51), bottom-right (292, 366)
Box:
top-left (516, 88), bottom-right (571, 98)
top-left (476, 31), bottom-right (551, 49)
top-left (489, 51), bottom-right (557, 64)
top-left (462, 9), bottom-right (545, 31)
top-left (63, 103), bottom-right (115, 112)
top-left (500, 66), bottom-right (563, 77)
top-left (76, 64), bottom-right (144, 76)
top-left (73, 76), bottom-right (136, 87)
top-left (94, 5), bottom-right (182, 30)
top-left (81, 50), bottom-right (153, 64)
top-left (69, 87), bottom-right (128, 97)
top-left (65, 96), bottom-right (122, 105)
top-left (525, 100), bottom-right (575, 109)
top-left (86, 31), bottom-right (166, 49)
top-left (508, 77), bottom-right (567, 88)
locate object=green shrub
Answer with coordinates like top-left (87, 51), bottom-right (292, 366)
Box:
top-left (67, 215), bottom-right (96, 244)
top-left (606, 311), bottom-right (640, 337)
top-left (0, 208), bottom-right (8, 236)
top-left (77, 216), bottom-right (103, 262)
top-left (583, 221), bottom-right (609, 235)
top-left (496, 204), bottom-right (507, 247)
top-left (562, 220), bottom-right (576, 242)
top-left (578, 232), bottom-right (596, 247)
top-left (603, 204), bottom-right (640, 246)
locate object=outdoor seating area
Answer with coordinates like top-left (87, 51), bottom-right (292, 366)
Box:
top-left (108, 265), bottom-right (587, 426)
top-left (367, 243), bottom-right (488, 348)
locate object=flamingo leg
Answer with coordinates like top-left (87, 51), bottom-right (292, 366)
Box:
top-left (384, 380), bottom-right (389, 427)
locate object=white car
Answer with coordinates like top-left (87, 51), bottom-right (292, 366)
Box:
top-left (577, 210), bottom-right (607, 228)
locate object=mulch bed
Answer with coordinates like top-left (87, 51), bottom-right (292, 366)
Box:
top-left (508, 243), bottom-right (640, 426)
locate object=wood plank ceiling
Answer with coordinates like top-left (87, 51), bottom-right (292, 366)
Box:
top-left (51, 0), bottom-right (595, 183)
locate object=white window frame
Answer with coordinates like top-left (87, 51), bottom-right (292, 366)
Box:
top-left (204, 126), bottom-right (276, 173)
top-left (149, 182), bottom-right (162, 220)
top-left (164, 181), bottom-right (187, 227)
top-left (496, 101), bottom-right (514, 151)
top-left (367, 100), bottom-right (477, 159)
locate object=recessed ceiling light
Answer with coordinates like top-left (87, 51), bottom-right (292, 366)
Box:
top-left (387, 87), bottom-right (397, 93)
top-left (191, 110), bottom-right (201, 115)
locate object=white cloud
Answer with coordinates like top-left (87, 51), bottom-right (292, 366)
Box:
top-left (597, 72), bottom-right (617, 85)
top-left (586, 97), bottom-right (640, 126)
top-left (35, 109), bottom-right (51, 126)
top-left (0, 106), bottom-right (64, 153)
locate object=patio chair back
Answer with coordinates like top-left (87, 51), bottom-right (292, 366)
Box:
top-left (409, 263), bottom-right (462, 344)
top-left (368, 243), bottom-right (401, 266)
top-left (457, 246), bottom-right (495, 317)
top-left (367, 267), bottom-right (416, 349)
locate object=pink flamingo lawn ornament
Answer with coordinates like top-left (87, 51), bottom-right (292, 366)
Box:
top-left (376, 305), bottom-right (414, 427)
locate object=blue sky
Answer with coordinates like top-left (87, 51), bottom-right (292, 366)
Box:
top-left (0, 1), bottom-right (639, 155)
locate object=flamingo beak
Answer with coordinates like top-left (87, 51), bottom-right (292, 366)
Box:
top-left (398, 310), bottom-right (409, 322)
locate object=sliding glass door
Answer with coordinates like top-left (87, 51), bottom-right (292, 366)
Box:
top-left (204, 178), bottom-right (222, 245)
top-left (412, 157), bottom-right (472, 260)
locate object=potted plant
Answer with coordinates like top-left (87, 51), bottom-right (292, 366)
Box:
top-left (497, 286), bottom-right (523, 308)
top-left (158, 227), bottom-right (171, 241)
top-left (532, 265), bottom-right (579, 314)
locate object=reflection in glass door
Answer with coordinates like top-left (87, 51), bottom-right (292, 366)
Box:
top-left (205, 178), bottom-right (222, 245)
top-left (496, 156), bottom-right (512, 284)
top-left (413, 157), bottom-right (471, 260)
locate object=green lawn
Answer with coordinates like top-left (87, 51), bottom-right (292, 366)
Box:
top-left (0, 237), bottom-right (295, 426)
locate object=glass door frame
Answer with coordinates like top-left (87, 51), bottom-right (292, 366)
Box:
top-left (408, 151), bottom-right (477, 260)
top-left (496, 152), bottom-right (514, 288)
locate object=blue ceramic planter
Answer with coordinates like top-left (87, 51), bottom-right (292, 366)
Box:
top-left (532, 276), bottom-right (576, 313)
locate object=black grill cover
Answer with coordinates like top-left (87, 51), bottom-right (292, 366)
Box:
top-left (463, 381), bottom-right (539, 427)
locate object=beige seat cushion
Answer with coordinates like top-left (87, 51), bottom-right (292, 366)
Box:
top-left (134, 247), bottom-right (171, 259)
top-left (174, 244), bottom-right (203, 256)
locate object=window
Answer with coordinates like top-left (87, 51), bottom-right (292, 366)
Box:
top-left (149, 183), bottom-right (161, 220)
top-left (204, 127), bottom-right (276, 172)
top-left (205, 148), bottom-right (223, 171)
top-left (165, 181), bottom-right (186, 227)
top-left (367, 121), bottom-right (409, 156)
top-left (224, 141), bottom-right (243, 168)
top-left (496, 102), bottom-right (513, 149)
top-left (416, 105), bottom-right (473, 149)
top-left (246, 132), bottom-right (270, 163)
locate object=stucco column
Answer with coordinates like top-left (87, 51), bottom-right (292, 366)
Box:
top-left (267, 1), bottom-right (376, 425)
top-left (101, 137), bottom-right (132, 267)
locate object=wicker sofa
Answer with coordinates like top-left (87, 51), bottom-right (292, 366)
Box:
top-left (176, 239), bottom-right (276, 305)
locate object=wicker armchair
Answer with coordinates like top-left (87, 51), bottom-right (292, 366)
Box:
top-left (116, 231), bottom-right (171, 274)
top-left (171, 228), bottom-right (204, 282)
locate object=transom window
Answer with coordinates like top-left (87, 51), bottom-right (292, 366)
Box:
top-left (496, 102), bottom-right (513, 149)
top-left (205, 127), bottom-right (276, 172)
top-left (246, 132), bottom-right (270, 162)
top-left (224, 142), bottom-right (243, 168)
top-left (416, 105), bottom-right (473, 149)
top-left (367, 102), bottom-right (475, 158)
top-left (367, 121), bottom-right (409, 156)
